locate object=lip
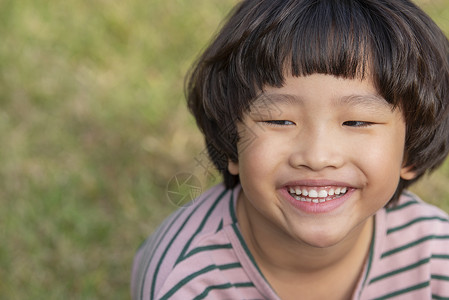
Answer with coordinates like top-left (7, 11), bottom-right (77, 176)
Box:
top-left (280, 180), bottom-right (355, 214)
top-left (283, 179), bottom-right (353, 187)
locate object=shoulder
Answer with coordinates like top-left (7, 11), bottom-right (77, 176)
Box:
top-left (131, 184), bottom-right (242, 300)
top-left (384, 190), bottom-right (449, 238)
top-left (364, 191), bottom-right (449, 299)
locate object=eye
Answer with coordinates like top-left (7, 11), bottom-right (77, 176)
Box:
top-left (343, 121), bottom-right (373, 127)
top-left (263, 120), bottom-right (295, 126)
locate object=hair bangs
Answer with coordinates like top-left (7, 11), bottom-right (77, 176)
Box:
top-left (289, 1), bottom-right (371, 80)
top-left (241, 1), bottom-right (373, 93)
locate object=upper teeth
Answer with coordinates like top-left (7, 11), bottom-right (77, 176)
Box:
top-left (289, 186), bottom-right (348, 198)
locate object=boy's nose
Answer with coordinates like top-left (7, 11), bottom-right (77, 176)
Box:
top-left (288, 126), bottom-right (345, 171)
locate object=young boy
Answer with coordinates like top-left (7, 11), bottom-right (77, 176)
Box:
top-left (132, 0), bottom-right (449, 299)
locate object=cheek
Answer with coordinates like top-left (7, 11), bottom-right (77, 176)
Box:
top-left (236, 132), bottom-right (289, 183)
top-left (355, 127), bottom-right (406, 193)
top-left (358, 140), bottom-right (403, 168)
top-left (238, 139), bottom-right (275, 176)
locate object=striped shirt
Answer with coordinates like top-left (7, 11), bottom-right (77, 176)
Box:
top-left (131, 184), bottom-right (449, 300)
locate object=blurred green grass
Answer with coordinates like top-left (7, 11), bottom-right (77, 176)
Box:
top-left (0, 0), bottom-right (447, 299)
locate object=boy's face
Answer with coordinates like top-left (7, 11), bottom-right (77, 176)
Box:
top-left (228, 74), bottom-right (415, 248)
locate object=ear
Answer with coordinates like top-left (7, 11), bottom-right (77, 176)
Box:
top-left (400, 164), bottom-right (417, 180)
top-left (228, 160), bottom-right (239, 175)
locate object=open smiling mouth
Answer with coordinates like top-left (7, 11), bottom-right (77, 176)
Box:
top-left (288, 186), bottom-right (349, 203)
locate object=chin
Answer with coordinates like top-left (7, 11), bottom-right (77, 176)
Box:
top-left (294, 230), bottom-right (347, 249)
top-left (305, 238), bottom-right (342, 249)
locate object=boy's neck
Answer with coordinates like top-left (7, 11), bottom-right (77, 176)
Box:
top-left (236, 191), bottom-right (373, 298)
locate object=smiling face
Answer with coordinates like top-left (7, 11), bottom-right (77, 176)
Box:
top-left (229, 74), bottom-right (416, 249)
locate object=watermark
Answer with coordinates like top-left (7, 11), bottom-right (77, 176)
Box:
top-left (194, 147), bottom-right (220, 182)
top-left (166, 172), bottom-right (202, 207)
top-left (166, 93), bottom-right (283, 206)
top-left (249, 93), bottom-right (283, 122)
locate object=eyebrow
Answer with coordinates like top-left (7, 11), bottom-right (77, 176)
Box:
top-left (337, 94), bottom-right (393, 111)
top-left (251, 93), bottom-right (297, 108)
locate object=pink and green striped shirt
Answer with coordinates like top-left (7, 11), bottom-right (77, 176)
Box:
top-left (131, 184), bottom-right (449, 299)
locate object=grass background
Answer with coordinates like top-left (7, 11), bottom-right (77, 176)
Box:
top-left (0, 0), bottom-right (448, 299)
